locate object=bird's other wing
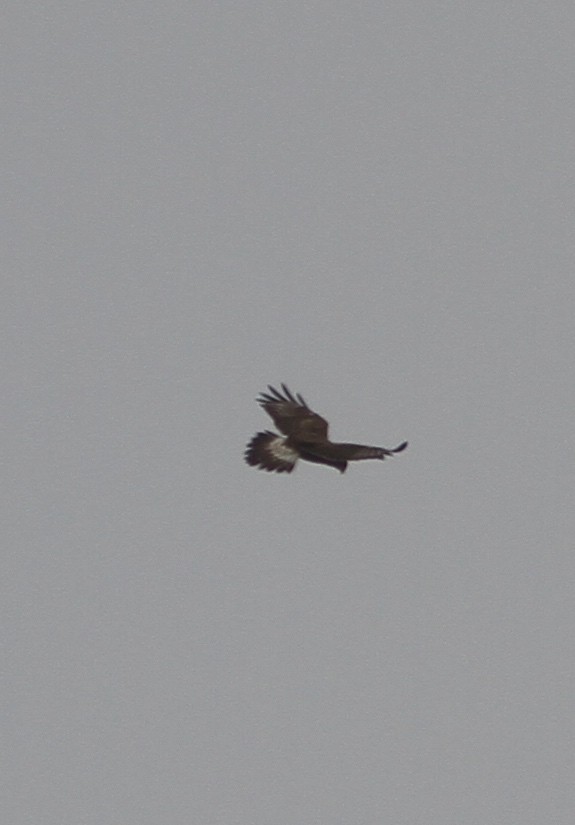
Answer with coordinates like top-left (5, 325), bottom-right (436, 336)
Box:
top-left (257, 384), bottom-right (329, 442)
top-left (315, 441), bottom-right (408, 461)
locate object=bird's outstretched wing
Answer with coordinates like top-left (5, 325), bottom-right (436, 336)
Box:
top-left (258, 384), bottom-right (329, 442)
top-left (333, 441), bottom-right (409, 460)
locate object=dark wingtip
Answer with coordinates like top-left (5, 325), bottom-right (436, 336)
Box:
top-left (257, 384), bottom-right (307, 408)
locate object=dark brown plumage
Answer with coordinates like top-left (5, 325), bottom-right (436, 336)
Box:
top-left (245, 384), bottom-right (407, 474)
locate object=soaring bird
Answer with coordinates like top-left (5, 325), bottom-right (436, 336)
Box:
top-left (245, 384), bottom-right (407, 474)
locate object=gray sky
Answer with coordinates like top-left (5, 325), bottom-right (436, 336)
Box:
top-left (3, 3), bottom-right (575, 823)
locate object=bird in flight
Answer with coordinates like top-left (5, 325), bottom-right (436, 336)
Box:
top-left (245, 384), bottom-right (407, 474)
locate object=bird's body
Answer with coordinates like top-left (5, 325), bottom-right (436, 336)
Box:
top-left (245, 384), bottom-right (407, 474)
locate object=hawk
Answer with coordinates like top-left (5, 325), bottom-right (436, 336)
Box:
top-left (245, 384), bottom-right (408, 474)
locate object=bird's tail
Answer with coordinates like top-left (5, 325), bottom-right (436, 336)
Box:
top-left (244, 431), bottom-right (299, 473)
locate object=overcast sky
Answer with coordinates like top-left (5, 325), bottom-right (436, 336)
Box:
top-left (3, 3), bottom-right (575, 824)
